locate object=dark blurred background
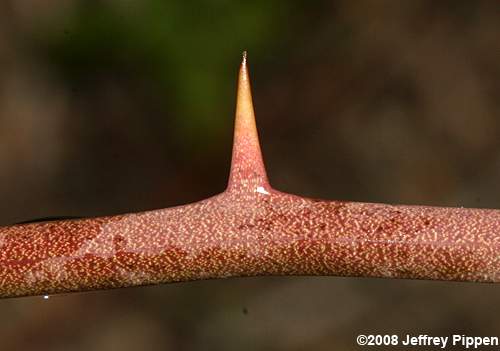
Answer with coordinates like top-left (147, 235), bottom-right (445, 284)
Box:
top-left (1, 1), bottom-right (500, 350)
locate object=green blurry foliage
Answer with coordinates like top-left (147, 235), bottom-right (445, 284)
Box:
top-left (35, 0), bottom-right (293, 142)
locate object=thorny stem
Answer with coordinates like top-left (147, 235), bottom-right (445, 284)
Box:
top-left (0, 53), bottom-right (499, 299)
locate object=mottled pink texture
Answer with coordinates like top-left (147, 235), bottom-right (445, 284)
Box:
top-left (0, 55), bottom-right (499, 299)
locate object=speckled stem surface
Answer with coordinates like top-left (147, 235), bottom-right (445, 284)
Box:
top-left (1, 54), bottom-right (499, 298)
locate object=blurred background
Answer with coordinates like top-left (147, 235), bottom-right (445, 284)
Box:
top-left (1, 0), bottom-right (500, 350)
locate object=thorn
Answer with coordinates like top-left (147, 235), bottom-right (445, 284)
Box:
top-left (227, 52), bottom-right (270, 193)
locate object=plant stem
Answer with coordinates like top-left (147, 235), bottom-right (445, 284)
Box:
top-left (0, 53), bottom-right (499, 299)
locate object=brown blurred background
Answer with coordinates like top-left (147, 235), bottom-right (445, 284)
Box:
top-left (1, 1), bottom-right (500, 350)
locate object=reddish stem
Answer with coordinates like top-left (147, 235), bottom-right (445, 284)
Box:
top-left (1, 54), bottom-right (499, 299)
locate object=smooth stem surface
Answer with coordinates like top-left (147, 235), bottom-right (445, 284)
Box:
top-left (0, 54), bottom-right (499, 299)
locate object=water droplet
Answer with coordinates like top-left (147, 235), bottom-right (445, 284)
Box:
top-left (256, 186), bottom-right (270, 195)
top-left (43, 295), bottom-right (50, 300)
